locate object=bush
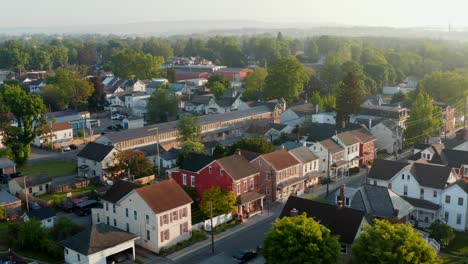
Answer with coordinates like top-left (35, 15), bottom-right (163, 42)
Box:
top-left (429, 220), bottom-right (455, 247)
top-left (77, 130), bottom-right (84, 138)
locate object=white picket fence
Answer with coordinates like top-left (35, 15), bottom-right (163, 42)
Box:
top-left (192, 212), bottom-right (233, 231)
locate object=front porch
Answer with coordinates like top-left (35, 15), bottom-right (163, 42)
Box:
top-left (237, 191), bottom-right (266, 222)
top-left (276, 177), bottom-right (305, 201)
top-left (402, 196), bottom-right (441, 229)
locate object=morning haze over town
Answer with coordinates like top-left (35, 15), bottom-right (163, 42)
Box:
top-left (0, 0), bottom-right (467, 263)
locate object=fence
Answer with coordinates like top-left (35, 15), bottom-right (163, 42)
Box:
top-left (192, 212), bottom-right (233, 231)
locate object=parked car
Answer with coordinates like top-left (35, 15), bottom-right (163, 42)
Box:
top-left (74, 200), bottom-right (102, 216)
top-left (111, 114), bottom-right (126, 120)
top-left (28, 201), bottom-right (41, 210)
top-left (232, 249), bottom-right (258, 263)
top-left (62, 198), bottom-right (85, 213)
top-left (68, 144), bottom-right (78, 150)
top-left (61, 146), bottom-right (71, 152)
top-left (107, 252), bottom-right (129, 263)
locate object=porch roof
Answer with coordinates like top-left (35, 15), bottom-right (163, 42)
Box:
top-left (401, 196), bottom-right (441, 211)
top-left (237, 191), bottom-right (265, 205)
top-left (277, 177), bottom-right (305, 189)
top-left (305, 172), bottom-right (325, 180)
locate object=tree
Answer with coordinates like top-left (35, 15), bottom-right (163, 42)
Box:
top-left (351, 219), bottom-right (438, 264)
top-left (209, 82), bottom-right (226, 99)
top-left (263, 213), bottom-right (341, 264)
top-left (243, 67), bottom-right (267, 101)
top-left (0, 206), bottom-right (6, 219)
top-left (305, 39), bottom-right (320, 62)
top-left (87, 77), bottom-right (107, 111)
top-left (230, 138), bottom-right (274, 154)
top-left (428, 220), bottom-right (455, 247)
top-left (107, 150), bottom-right (154, 179)
top-left (405, 91), bottom-right (443, 145)
top-left (177, 115), bottom-right (202, 143)
top-left (323, 95), bottom-right (337, 111)
top-left (391, 91), bottom-right (408, 104)
top-left (50, 217), bottom-right (84, 241)
top-left (264, 56), bottom-right (309, 104)
top-left (207, 74), bottom-right (231, 91)
top-left (201, 187), bottom-right (236, 216)
top-left (335, 73), bottom-right (365, 128)
top-left (180, 140), bottom-right (206, 157)
top-left (107, 48), bottom-right (164, 79)
top-left (418, 71), bottom-right (468, 106)
top-left (143, 39), bottom-right (174, 60)
top-left (0, 84), bottom-right (47, 164)
top-left (166, 67), bottom-right (176, 83)
top-left (309, 91), bottom-right (324, 110)
top-left (147, 89), bottom-right (179, 123)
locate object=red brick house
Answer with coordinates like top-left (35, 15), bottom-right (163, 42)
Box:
top-left (349, 128), bottom-right (377, 167)
top-left (250, 149), bottom-right (301, 202)
top-left (215, 68), bottom-right (253, 81)
top-left (170, 153), bottom-right (265, 221)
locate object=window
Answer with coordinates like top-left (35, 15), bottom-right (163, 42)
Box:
top-left (209, 167), bottom-right (212, 174)
top-left (420, 188), bottom-right (424, 199)
top-left (433, 191), bottom-right (437, 198)
top-left (126, 223), bottom-right (129, 232)
top-left (266, 172), bottom-right (271, 180)
top-left (401, 174), bottom-right (404, 180)
top-left (373, 180), bottom-right (377, 185)
top-left (244, 181), bottom-right (247, 192)
top-left (458, 197), bottom-right (464, 206)
top-left (445, 195), bottom-right (451, 204)
top-left (444, 212), bottom-right (449, 222)
top-left (113, 204), bottom-right (116, 213)
top-left (164, 229), bottom-right (170, 240)
top-left (388, 183), bottom-right (392, 190)
top-left (65, 249), bottom-right (68, 254)
top-left (97, 213), bottom-right (100, 223)
top-left (345, 197), bottom-right (350, 206)
top-left (266, 188), bottom-right (270, 195)
top-left (106, 216), bottom-right (109, 225)
top-left (220, 169), bottom-right (224, 176)
top-left (237, 183), bottom-right (241, 195)
top-left (113, 218), bottom-right (117, 226)
top-left (163, 214), bottom-right (168, 224)
top-left (336, 196), bottom-right (340, 204)
top-left (181, 222), bottom-right (189, 234)
top-left (182, 174), bottom-right (187, 185)
top-left (134, 210), bottom-right (138, 220)
top-left (147, 230), bottom-right (150, 240)
top-left (77, 254), bottom-right (81, 261)
top-left (146, 214), bottom-right (149, 224)
top-left (191, 176), bottom-right (195, 187)
top-left (313, 146), bottom-right (316, 150)
top-left (250, 179), bottom-right (254, 190)
top-left (456, 214), bottom-right (462, 225)
top-left (407, 175), bottom-right (410, 180)
top-left (403, 185), bottom-right (408, 196)
top-left (172, 211), bottom-right (178, 221)
top-left (48, 218), bottom-right (51, 222)
top-left (39, 185), bottom-right (43, 191)
top-left (126, 208), bottom-right (129, 217)
top-left (105, 202), bottom-right (109, 211)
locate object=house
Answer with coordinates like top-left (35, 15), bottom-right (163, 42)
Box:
top-left (245, 123), bottom-right (293, 141)
top-left (27, 79), bottom-right (46, 93)
top-left (329, 184), bottom-right (414, 223)
top-left (370, 120), bottom-right (404, 154)
top-left (24, 206), bottom-right (56, 228)
top-left (349, 128), bottom-right (376, 167)
top-left (8, 173), bottom-right (51, 196)
top-left (122, 116), bottom-right (145, 130)
top-left (362, 95), bottom-right (383, 107)
top-left (215, 68), bottom-right (252, 81)
top-left (0, 158), bottom-right (16, 175)
top-left (289, 147), bottom-right (321, 187)
top-left (185, 92), bottom-right (244, 115)
top-left (311, 112), bottom-right (336, 124)
top-left (358, 105), bottom-right (409, 128)
top-left (250, 149), bottom-right (301, 202)
top-left (47, 110), bottom-right (86, 131)
top-left (433, 102), bottom-right (456, 134)
top-left (367, 159), bottom-right (467, 230)
top-left (280, 196), bottom-right (369, 255)
top-left (137, 144), bottom-right (180, 169)
top-left (92, 179), bottom-right (193, 253)
top-left (175, 71), bottom-right (211, 81)
top-left (171, 153), bottom-right (264, 221)
top-left (77, 142), bottom-right (118, 180)
top-left (146, 78), bottom-right (169, 94)
top-left (0, 190), bottom-right (21, 216)
top-left (332, 131), bottom-right (361, 170)
top-left (33, 122), bottom-right (74, 147)
top-left (61, 223), bottom-right (139, 264)
top-left (121, 79), bottom-right (146, 93)
top-left (280, 103), bottom-right (316, 126)
top-left (309, 139), bottom-right (346, 177)
top-left (124, 93), bottom-right (150, 117)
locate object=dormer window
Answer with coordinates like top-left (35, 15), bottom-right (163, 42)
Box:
top-left (208, 167), bottom-right (212, 174)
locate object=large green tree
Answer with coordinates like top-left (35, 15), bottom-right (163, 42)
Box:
top-left (263, 213), bottom-right (341, 264)
top-left (230, 138), bottom-right (274, 154)
top-left (107, 48), bottom-right (164, 79)
top-left (264, 56), bottom-right (309, 104)
top-left (107, 149), bottom-right (154, 179)
top-left (351, 219), bottom-right (439, 264)
top-left (0, 84), bottom-right (47, 164)
top-left (405, 91), bottom-right (443, 145)
top-left (428, 221), bottom-right (455, 247)
top-left (147, 89), bottom-right (179, 123)
top-left (201, 187), bottom-right (236, 216)
top-left (87, 77), bottom-right (107, 111)
top-left (335, 73), bottom-right (365, 128)
top-left (177, 115), bottom-right (202, 143)
top-left (418, 71), bottom-right (468, 106)
top-left (242, 67), bottom-right (267, 101)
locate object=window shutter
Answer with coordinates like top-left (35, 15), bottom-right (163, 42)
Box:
top-left (160, 231), bottom-right (163, 242)
top-left (160, 216), bottom-right (163, 226)
top-left (178, 210), bottom-right (180, 219)
top-left (168, 230), bottom-right (170, 240)
top-left (180, 224), bottom-right (182, 235)
top-left (169, 213), bottom-right (172, 223)
top-left (179, 209), bottom-right (183, 218)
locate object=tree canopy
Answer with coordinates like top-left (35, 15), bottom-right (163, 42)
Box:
top-left (147, 89), bottom-right (179, 123)
top-left (263, 213), bottom-right (341, 264)
top-left (200, 187), bottom-right (236, 217)
top-left (351, 219), bottom-right (439, 264)
top-left (243, 67), bottom-right (268, 101)
top-left (106, 48), bottom-right (164, 79)
top-left (230, 138), bottom-right (274, 154)
top-left (428, 220), bottom-right (455, 247)
top-left (177, 115), bottom-right (202, 143)
top-left (335, 72), bottom-right (365, 128)
top-left (107, 149), bottom-right (154, 179)
top-left (418, 71), bottom-right (468, 106)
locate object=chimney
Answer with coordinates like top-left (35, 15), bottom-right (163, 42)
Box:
top-left (290, 208), bottom-right (299, 217)
top-left (339, 184), bottom-right (346, 208)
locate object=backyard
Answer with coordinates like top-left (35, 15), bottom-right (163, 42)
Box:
top-left (441, 231), bottom-right (468, 263)
top-left (19, 160), bottom-right (76, 178)
top-left (38, 184), bottom-right (101, 202)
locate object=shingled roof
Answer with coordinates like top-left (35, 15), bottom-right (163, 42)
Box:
top-left (408, 162), bottom-right (454, 189)
top-left (259, 149), bottom-right (300, 171)
top-left (216, 154), bottom-right (259, 181)
top-left (319, 139), bottom-right (345, 154)
top-left (135, 179), bottom-right (193, 214)
top-left (60, 224), bottom-right (139, 255)
top-left (26, 206), bottom-right (56, 221)
top-left (101, 180), bottom-right (142, 204)
top-left (280, 196), bottom-right (366, 244)
top-left (367, 159), bottom-right (408, 181)
top-left (180, 153), bottom-right (214, 172)
top-left (77, 142), bottom-right (115, 162)
top-left (289, 146), bottom-right (319, 163)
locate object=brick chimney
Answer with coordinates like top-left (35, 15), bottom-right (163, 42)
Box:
top-left (290, 208), bottom-right (299, 217)
top-left (339, 184), bottom-right (346, 208)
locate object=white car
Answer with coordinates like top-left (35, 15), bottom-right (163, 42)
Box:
top-left (61, 146), bottom-right (71, 152)
top-left (111, 114), bottom-right (126, 120)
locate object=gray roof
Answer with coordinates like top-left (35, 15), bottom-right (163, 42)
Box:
top-left (0, 158), bottom-right (15, 169)
top-left (26, 206), bottom-right (56, 221)
top-left (102, 105), bottom-right (273, 144)
top-left (60, 224), bottom-right (139, 255)
top-left (289, 147), bottom-right (319, 163)
top-left (276, 141), bottom-right (304, 151)
top-left (0, 190), bottom-right (20, 205)
top-left (367, 159), bottom-right (408, 181)
top-left (77, 142), bottom-right (115, 162)
top-left (401, 196), bottom-right (441, 211)
top-left (14, 173), bottom-right (51, 188)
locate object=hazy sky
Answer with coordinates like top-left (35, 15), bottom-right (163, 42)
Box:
top-left (2, 0), bottom-right (468, 28)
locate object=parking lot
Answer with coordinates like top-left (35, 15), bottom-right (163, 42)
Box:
top-left (57, 211), bottom-right (92, 226)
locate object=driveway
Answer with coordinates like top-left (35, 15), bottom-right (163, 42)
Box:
top-left (28, 146), bottom-right (79, 163)
top-left (56, 211), bottom-right (91, 227)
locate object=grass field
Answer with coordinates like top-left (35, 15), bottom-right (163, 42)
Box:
top-left (38, 184), bottom-right (100, 201)
top-left (19, 160), bottom-right (76, 178)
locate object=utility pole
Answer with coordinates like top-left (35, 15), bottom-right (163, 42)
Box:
top-left (210, 202), bottom-right (214, 254)
top-left (156, 127), bottom-right (161, 179)
top-left (24, 176), bottom-right (29, 212)
top-left (465, 96), bottom-right (467, 130)
top-left (326, 150), bottom-right (330, 197)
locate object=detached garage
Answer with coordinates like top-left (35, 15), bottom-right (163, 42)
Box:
top-left (61, 224), bottom-right (139, 264)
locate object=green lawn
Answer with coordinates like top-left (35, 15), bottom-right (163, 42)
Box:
top-left (38, 184), bottom-right (100, 202)
top-left (0, 223), bottom-right (8, 251)
top-left (441, 231), bottom-right (468, 263)
top-left (19, 160), bottom-right (76, 178)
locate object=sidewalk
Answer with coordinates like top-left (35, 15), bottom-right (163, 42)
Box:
top-left (166, 202), bottom-right (283, 262)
